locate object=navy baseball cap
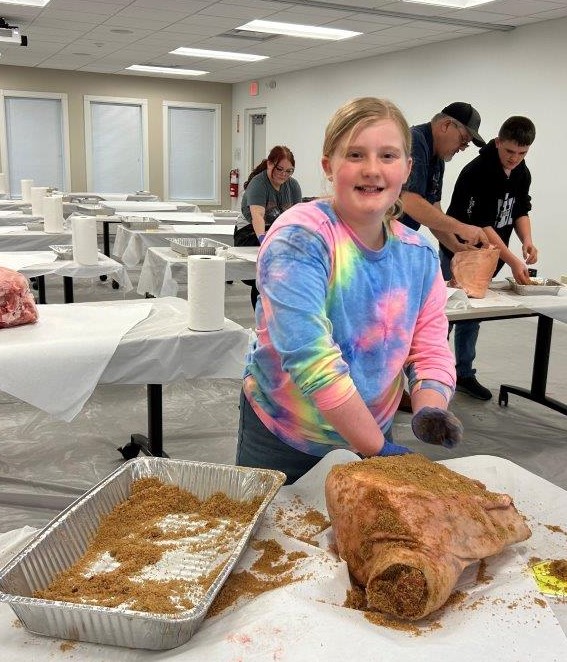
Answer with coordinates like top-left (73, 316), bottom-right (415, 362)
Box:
top-left (442, 102), bottom-right (485, 147)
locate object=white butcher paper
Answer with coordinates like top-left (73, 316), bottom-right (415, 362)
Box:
top-left (0, 251), bottom-right (57, 271)
top-left (0, 452), bottom-right (565, 661)
top-left (0, 303), bottom-right (151, 421)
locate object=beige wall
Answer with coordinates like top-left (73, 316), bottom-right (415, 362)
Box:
top-left (0, 65), bottom-right (233, 207)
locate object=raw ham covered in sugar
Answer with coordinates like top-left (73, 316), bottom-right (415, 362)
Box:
top-left (325, 454), bottom-right (531, 620)
top-left (0, 266), bottom-right (39, 329)
top-left (450, 246), bottom-right (500, 298)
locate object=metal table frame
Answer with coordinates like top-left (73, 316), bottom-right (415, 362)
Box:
top-left (448, 305), bottom-right (566, 416)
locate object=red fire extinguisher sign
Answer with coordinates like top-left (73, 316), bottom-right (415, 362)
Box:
top-left (229, 168), bottom-right (239, 198)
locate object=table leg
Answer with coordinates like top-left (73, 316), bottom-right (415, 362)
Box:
top-left (37, 276), bottom-right (47, 304)
top-left (117, 384), bottom-right (169, 459)
top-left (499, 315), bottom-right (567, 415)
top-left (63, 276), bottom-right (74, 303)
top-left (103, 220), bottom-right (111, 257)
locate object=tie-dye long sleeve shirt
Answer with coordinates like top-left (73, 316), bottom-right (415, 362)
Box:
top-left (243, 199), bottom-right (455, 457)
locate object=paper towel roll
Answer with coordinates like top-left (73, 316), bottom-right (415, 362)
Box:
top-left (21, 179), bottom-right (34, 203)
top-left (31, 186), bottom-right (49, 216)
top-left (0, 173), bottom-right (7, 195)
top-left (187, 255), bottom-right (226, 331)
top-left (43, 195), bottom-right (65, 233)
top-left (71, 216), bottom-right (99, 265)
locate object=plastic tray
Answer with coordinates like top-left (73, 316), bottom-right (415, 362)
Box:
top-left (0, 458), bottom-right (285, 650)
top-left (168, 237), bottom-right (229, 256)
top-left (121, 218), bottom-right (160, 230)
top-left (49, 244), bottom-right (74, 260)
top-left (506, 276), bottom-right (564, 296)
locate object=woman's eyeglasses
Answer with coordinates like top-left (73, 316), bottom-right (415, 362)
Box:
top-left (274, 165), bottom-right (295, 175)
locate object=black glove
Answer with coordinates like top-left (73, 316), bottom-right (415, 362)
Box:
top-left (411, 407), bottom-right (463, 449)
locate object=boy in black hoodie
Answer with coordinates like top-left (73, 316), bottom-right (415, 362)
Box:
top-left (436, 116), bottom-right (537, 401)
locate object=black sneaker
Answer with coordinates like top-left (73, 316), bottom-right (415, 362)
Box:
top-left (456, 376), bottom-right (492, 401)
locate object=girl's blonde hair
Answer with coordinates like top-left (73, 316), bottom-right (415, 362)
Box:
top-left (323, 97), bottom-right (412, 221)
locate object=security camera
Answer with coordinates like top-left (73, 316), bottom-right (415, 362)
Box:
top-left (0, 18), bottom-right (28, 47)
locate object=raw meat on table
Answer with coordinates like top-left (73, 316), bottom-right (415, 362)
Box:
top-left (325, 454), bottom-right (531, 620)
top-left (0, 266), bottom-right (38, 329)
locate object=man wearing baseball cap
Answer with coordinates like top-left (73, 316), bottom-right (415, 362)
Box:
top-left (397, 102), bottom-right (489, 413)
top-left (400, 101), bottom-right (489, 248)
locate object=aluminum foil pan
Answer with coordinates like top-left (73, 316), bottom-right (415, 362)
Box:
top-left (121, 217), bottom-right (160, 230)
top-left (168, 237), bottom-right (229, 256)
top-left (0, 458), bottom-right (285, 650)
top-left (506, 277), bottom-right (563, 296)
top-left (49, 244), bottom-right (74, 260)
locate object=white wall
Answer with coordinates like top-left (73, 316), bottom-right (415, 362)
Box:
top-left (232, 18), bottom-right (567, 281)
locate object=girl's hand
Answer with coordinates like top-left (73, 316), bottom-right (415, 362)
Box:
top-left (376, 440), bottom-right (413, 456)
top-left (411, 407), bottom-right (463, 449)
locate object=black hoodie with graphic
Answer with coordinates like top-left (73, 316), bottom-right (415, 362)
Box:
top-left (441, 139), bottom-right (532, 273)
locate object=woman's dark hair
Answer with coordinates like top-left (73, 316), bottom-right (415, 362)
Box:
top-left (243, 145), bottom-right (295, 190)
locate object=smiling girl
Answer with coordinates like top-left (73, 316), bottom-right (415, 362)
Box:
top-left (236, 97), bottom-right (460, 483)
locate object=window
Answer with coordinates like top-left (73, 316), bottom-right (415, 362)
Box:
top-left (163, 101), bottom-right (221, 204)
top-left (84, 96), bottom-right (148, 194)
top-left (0, 91), bottom-right (70, 197)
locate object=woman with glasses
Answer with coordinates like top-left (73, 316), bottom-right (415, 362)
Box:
top-left (234, 145), bottom-right (302, 309)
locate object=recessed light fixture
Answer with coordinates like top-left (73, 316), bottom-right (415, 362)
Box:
top-left (126, 65), bottom-right (208, 76)
top-left (0, 1), bottom-right (51, 6)
top-left (402, 0), bottom-right (497, 7)
top-left (236, 20), bottom-right (361, 41)
top-left (170, 47), bottom-right (268, 62)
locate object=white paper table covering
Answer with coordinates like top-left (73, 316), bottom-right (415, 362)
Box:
top-left (509, 288), bottom-right (567, 324)
top-left (0, 225), bottom-right (28, 234)
top-left (6, 251), bottom-right (133, 291)
top-left (115, 211), bottom-right (215, 224)
top-left (0, 453), bottom-right (566, 661)
top-left (98, 297), bottom-right (250, 384)
top-left (0, 251), bottom-right (57, 271)
top-left (102, 201), bottom-right (179, 212)
top-left (0, 214), bottom-right (43, 226)
top-left (227, 246), bottom-right (259, 262)
top-left (0, 303), bottom-right (151, 421)
top-left (112, 224), bottom-right (235, 267)
top-left (137, 247), bottom-right (256, 297)
top-left (0, 229), bottom-right (72, 252)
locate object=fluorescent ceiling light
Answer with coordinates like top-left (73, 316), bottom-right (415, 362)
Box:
top-left (0, 0), bottom-right (51, 6)
top-left (237, 20), bottom-right (361, 41)
top-left (402, 0), bottom-right (497, 7)
top-left (126, 65), bottom-right (208, 76)
top-left (170, 47), bottom-right (268, 62)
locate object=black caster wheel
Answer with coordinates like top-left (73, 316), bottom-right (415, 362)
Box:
top-left (117, 440), bottom-right (141, 459)
top-left (99, 275), bottom-right (108, 282)
top-left (498, 391), bottom-right (508, 407)
top-left (112, 280), bottom-right (120, 289)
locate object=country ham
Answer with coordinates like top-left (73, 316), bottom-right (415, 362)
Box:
top-left (450, 246), bottom-right (500, 298)
top-left (325, 454), bottom-right (531, 620)
top-left (0, 266), bottom-right (39, 329)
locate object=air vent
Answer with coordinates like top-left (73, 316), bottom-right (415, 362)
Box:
top-left (221, 29), bottom-right (276, 42)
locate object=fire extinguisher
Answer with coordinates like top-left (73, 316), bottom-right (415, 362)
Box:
top-left (229, 168), bottom-right (239, 198)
